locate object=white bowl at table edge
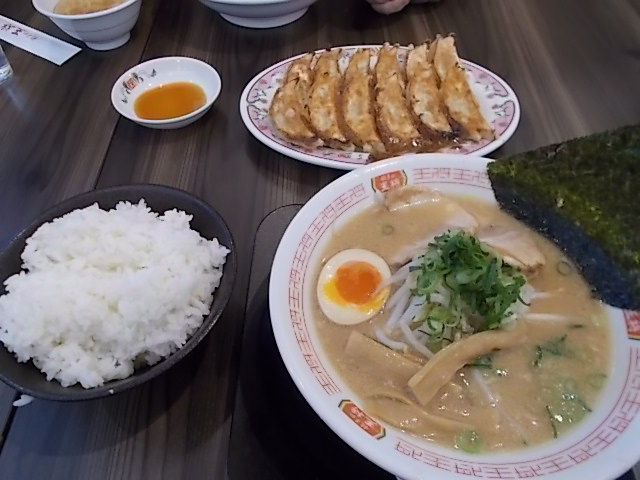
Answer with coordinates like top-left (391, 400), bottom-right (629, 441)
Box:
top-left (110, 57), bottom-right (222, 130)
top-left (199, 0), bottom-right (317, 28)
top-left (32, 0), bottom-right (141, 51)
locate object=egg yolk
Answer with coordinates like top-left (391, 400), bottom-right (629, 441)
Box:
top-left (334, 261), bottom-right (382, 304)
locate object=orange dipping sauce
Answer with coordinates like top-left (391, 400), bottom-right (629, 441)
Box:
top-left (134, 82), bottom-right (206, 120)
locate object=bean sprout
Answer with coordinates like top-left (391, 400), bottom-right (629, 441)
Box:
top-left (375, 328), bottom-right (409, 351)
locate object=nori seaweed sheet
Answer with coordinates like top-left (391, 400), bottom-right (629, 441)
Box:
top-left (487, 124), bottom-right (640, 310)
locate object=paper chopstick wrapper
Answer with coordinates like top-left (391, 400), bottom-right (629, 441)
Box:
top-left (0, 15), bottom-right (81, 66)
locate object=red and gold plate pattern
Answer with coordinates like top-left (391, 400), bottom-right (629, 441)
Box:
top-left (625, 311), bottom-right (640, 341)
top-left (339, 400), bottom-right (386, 440)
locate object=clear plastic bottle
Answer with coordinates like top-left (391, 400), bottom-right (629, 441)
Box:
top-left (0, 44), bottom-right (14, 84)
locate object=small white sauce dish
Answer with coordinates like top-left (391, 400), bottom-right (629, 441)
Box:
top-left (32, 0), bottom-right (141, 51)
top-left (110, 56), bottom-right (222, 130)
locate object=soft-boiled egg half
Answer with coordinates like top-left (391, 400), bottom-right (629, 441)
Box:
top-left (317, 249), bottom-right (391, 325)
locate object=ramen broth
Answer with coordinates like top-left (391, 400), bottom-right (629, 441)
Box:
top-left (54, 0), bottom-right (123, 15)
top-left (313, 193), bottom-right (610, 452)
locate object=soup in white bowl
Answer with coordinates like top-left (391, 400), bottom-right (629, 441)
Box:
top-left (312, 188), bottom-right (610, 452)
top-left (269, 154), bottom-right (640, 479)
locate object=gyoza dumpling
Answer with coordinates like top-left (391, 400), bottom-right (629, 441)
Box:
top-left (374, 44), bottom-right (422, 154)
top-left (432, 35), bottom-right (494, 142)
top-left (432, 35), bottom-right (460, 85)
top-left (308, 49), bottom-right (353, 149)
top-left (406, 42), bottom-right (453, 143)
top-left (269, 54), bottom-right (322, 148)
top-left (440, 63), bottom-right (494, 141)
top-left (340, 49), bottom-right (386, 158)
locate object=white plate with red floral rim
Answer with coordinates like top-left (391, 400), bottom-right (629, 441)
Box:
top-left (269, 153), bottom-right (640, 479)
top-left (240, 46), bottom-right (521, 170)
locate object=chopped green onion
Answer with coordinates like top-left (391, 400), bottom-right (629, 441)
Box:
top-left (543, 335), bottom-right (568, 355)
top-left (556, 260), bottom-right (574, 275)
top-left (467, 354), bottom-right (493, 369)
top-left (412, 232), bottom-right (527, 344)
top-left (533, 346), bottom-right (544, 367)
top-left (587, 373), bottom-right (607, 389)
top-left (545, 405), bottom-right (559, 438)
top-left (543, 378), bottom-right (592, 439)
top-left (455, 429), bottom-right (483, 454)
top-left (533, 335), bottom-right (569, 366)
top-left (571, 395), bottom-right (592, 413)
top-left (381, 224), bottom-right (395, 235)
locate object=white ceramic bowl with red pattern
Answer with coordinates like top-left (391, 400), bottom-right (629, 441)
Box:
top-left (269, 153), bottom-right (640, 480)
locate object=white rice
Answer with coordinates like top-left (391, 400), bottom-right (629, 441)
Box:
top-left (0, 200), bottom-right (230, 388)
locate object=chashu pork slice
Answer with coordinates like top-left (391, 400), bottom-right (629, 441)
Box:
top-left (477, 226), bottom-right (546, 273)
top-left (374, 44), bottom-right (422, 154)
top-left (384, 186), bottom-right (479, 265)
top-left (269, 53), bottom-right (321, 148)
top-left (308, 49), bottom-right (353, 149)
top-left (406, 42), bottom-right (453, 144)
top-left (340, 49), bottom-right (386, 158)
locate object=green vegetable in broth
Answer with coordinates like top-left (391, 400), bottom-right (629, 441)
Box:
top-left (467, 353), bottom-right (494, 369)
top-left (455, 429), bottom-right (483, 454)
top-left (544, 379), bottom-right (592, 438)
top-left (587, 373), bottom-right (607, 389)
top-left (381, 224), bottom-right (395, 235)
top-left (556, 260), bottom-right (574, 276)
top-left (545, 405), bottom-right (559, 439)
top-left (533, 335), bottom-right (569, 367)
top-left (413, 231), bottom-right (527, 341)
top-left (467, 353), bottom-right (509, 376)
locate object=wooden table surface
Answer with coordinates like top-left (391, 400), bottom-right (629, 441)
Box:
top-left (0, 0), bottom-right (638, 478)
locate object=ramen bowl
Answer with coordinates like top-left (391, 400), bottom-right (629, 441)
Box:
top-left (198, 0), bottom-right (317, 28)
top-left (269, 153), bottom-right (640, 479)
top-left (32, 0), bottom-right (141, 51)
